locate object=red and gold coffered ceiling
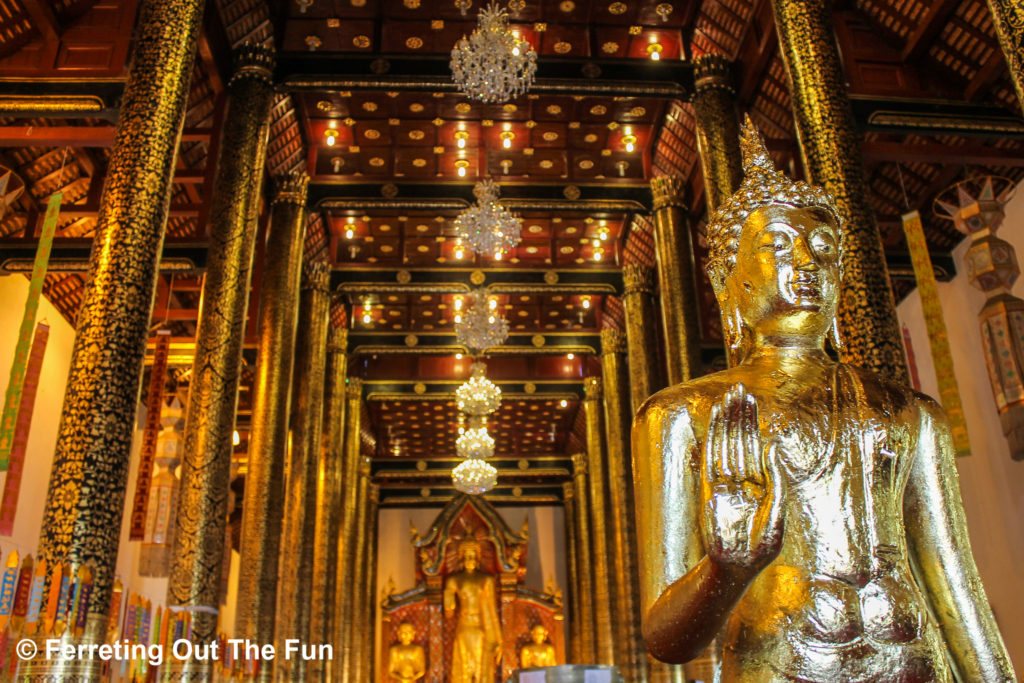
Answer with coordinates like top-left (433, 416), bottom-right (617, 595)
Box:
top-left (3, 0), bottom-right (1024, 503)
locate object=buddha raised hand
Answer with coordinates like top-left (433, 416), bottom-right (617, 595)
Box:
top-left (632, 120), bottom-right (1016, 682)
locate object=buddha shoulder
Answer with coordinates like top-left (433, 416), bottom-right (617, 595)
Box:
top-left (634, 371), bottom-right (746, 433)
top-left (840, 362), bottom-right (943, 427)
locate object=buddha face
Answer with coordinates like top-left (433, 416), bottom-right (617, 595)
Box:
top-left (462, 546), bottom-right (479, 571)
top-left (723, 204), bottom-right (839, 346)
top-left (397, 623), bottom-right (415, 645)
top-left (530, 625), bottom-right (548, 644)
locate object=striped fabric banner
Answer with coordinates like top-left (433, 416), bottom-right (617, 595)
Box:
top-left (0, 193), bottom-right (61, 470)
top-left (902, 210), bottom-right (971, 455)
top-left (129, 332), bottom-right (171, 540)
top-left (0, 322), bottom-right (49, 534)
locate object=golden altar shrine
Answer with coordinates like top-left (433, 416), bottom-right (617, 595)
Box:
top-left (380, 495), bottom-right (565, 682)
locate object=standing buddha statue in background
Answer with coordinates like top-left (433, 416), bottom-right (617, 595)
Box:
top-left (632, 120), bottom-right (1016, 682)
top-left (444, 540), bottom-right (502, 683)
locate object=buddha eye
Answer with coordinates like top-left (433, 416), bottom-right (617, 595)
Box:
top-left (810, 231), bottom-right (837, 259)
top-left (760, 231), bottom-right (791, 253)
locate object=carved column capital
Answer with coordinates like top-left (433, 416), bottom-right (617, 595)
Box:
top-left (562, 481), bottom-right (575, 500)
top-left (273, 170), bottom-right (310, 206)
top-left (584, 375), bottom-right (602, 399)
top-left (328, 326), bottom-right (348, 352)
top-left (692, 53), bottom-right (735, 95)
top-left (302, 260), bottom-right (332, 292)
top-left (600, 327), bottom-right (626, 354)
top-left (345, 377), bottom-right (363, 399)
top-left (650, 175), bottom-right (688, 211)
top-left (571, 452), bottom-right (588, 475)
top-left (229, 42), bottom-right (275, 86)
top-left (622, 263), bottom-right (656, 296)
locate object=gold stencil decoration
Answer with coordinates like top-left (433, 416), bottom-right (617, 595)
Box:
top-left (554, 41), bottom-right (572, 54)
top-left (456, 102), bottom-right (472, 113)
top-left (414, 383), bottom-right (427, 395)
top-left (524, 382), bottom-right (537, 394)
top-left (470, 270), bottom-right (486, 285)
top-left (353, 35), bottom-right (371, 48)
top-left (396, 269), bottom-right (412, 283)
top-left (403, 0), bottom-right (420, 6)
top-left (608, 2), bottom-right (627, 14)
top-left (546, 104), bottom-right (562, 115)
top-left (406, 36), bottom-right (424, 49)
top-left (531, 334), bottom-right (546, 347)
top-left (602, 42), bottom-right (620, 54)
top-left (590, 104), bottom-right (607, 115)
top-left (560, 0), bottom-right (575, 11)
top-left (405, 334), bottom-right (419, 347)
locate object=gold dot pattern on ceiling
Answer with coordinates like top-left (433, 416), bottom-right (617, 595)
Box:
top-left (560, 0), bottom-right (575, 11)
top-left (369, 398), bottom-right (576, 457)
top-left (546, 105), bottom-right (562, 115)
top-left (362, 101), bottom-right (378, 112)
top-left (364, 129), bottom-right (381, 140)
top-left (609, 2), bottom-right (627, 14)
top-left (554, 41), bottom-right (572, 54)
top-left (602, 42), bottom-right (619, 53)
top-left (590, 104), bottom-right (607, 115)
top-left (409, 103), bottom-right (425, 113)
top-left (353, 35), bottom-right (370, 48)
top-left (406, 36), bottom-right (423, 49)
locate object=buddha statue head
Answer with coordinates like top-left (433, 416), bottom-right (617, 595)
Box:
top-left (458, 539), bottom-right (482, 571)
top-left (529, 624), bottom-right (549, 644)
top-left (397, 622), bottom-right (416, 645)
top-left (706, 118), bottom-right (845, 361)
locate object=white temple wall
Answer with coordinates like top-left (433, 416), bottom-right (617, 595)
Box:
top-left (896, 188), bottom-right (1024, 671)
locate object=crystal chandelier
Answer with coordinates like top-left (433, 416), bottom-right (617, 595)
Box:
top-left (453, 180), bottom-right (523, 258)
top-left (456, 362), bottom-right (502, 416)
top-left (455, 289), bottom-right (509, 351)
top-left (450, 2), bottom-right (537, 103)
top-left (456, 425), bottom-right (495, 459)
top-left (452, 458), bottom-right (498, 495)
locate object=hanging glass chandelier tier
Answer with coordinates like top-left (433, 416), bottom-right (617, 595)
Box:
top-left (455, 289), bottom-right (510, 351)
top-left (453, 180), bottom-right (523, 258)
top-left (456, 426), bottom-right (495, 459)
top-left (456, 362), bottom-right (502, 416)
top-left (452, 458), bottom-right (498, 495)
top-left (450, 2), bottom-right (537, 103)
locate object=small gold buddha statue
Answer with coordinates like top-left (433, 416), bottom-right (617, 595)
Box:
top-left (387, 622), bottom-right (425, 682)
top-left (520, 624), bottom-right (557, 668)
top-left (443, 539), bottom-right (502, 683)
top-left (632, 120), bottom-right (1016, 682)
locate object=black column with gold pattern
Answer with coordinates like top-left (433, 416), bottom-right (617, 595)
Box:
top-left (692, 54), bottom-right (743, 214)
top-left (771, 0), bottom-right (908, 382)
top-left (570, 453), bottom-right (596, 664)
top-left (165, 44), bottom-right (274, 680)
top-left (235, 172), bottom-right (308, 683)
top-left (986, 0), bottom-right (1024, 116)
top-left (562, 480), bottom-right (582, 663)
top-left (22, 0), bottom-right (204, 678)
top-left (276, 260), bottom-right (331, 681)
top-left (311, 327), bottom-right (347, 682)
top-left (649, 177), bottom-right (704, 385)
top-left (361, 483), bottom-right (381, 683)
top-left (621, 263), bottom-right (666, 414)
top-left (600, 328), bottom-right (646, 681)
top-left (583, 376), bottom-right (616, 665)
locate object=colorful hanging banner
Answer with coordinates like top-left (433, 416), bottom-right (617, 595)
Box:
top-left (902, 210), bottom-right (971, 455)
top-left (129, 331), bottom-right (171, 540)
top-left (0, 192), bottom-right (61, 471)
top-left (0, 322), bottom-right (49, 535)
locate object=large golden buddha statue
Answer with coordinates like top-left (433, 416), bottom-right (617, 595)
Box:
top-left (633, 121), bottom-right (1016, 682)
top-left (443, 539), bottom-right (502, 682)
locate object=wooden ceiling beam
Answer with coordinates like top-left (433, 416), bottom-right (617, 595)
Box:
top-left (862, 140), bottom-right (1024, 167)
top-left (965, 49), bottom-right (1007, 101)
top-left (901, 0), bottom-right (961, 62)
top-left (0, 125), bottom-right (213, 147)
top-left (19, 0), bottom-right (60, 42)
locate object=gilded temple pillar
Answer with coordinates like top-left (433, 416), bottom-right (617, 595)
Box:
top-left (335, 378), bottom-right (364, 683)
top-left (165, 44), bottom-right (274, 680)
top-left (649, 177), bottom-right (704, 385)
top-left (583, 377), bottom-right (616, 665)
top-left (599, 329), bottom-right (646, 681)
top-left (570, 453), bottom-right (596, 663)
top-left (21, 0), bottom-right (204, 678)
top-left (346, 459), bottom-right (372, 683)
top-left (311, 327), bottom-right (348, 682)
top-left (275, 261), bottom-right (331, 681)
top-left (621, 263), bottom-right (666, 414)
top-left (235, 172), bottom-right (309, 682)
top-left (692, 54), bottom-right (743, 214)
top-left (986, 0), bottom-right (1024, 116)
top-left (362, 483), bottom-right (381, 682)
top-left (562, 481), bottom-right (583, 663)
top-left (771, 0), bottom-right (908, 382)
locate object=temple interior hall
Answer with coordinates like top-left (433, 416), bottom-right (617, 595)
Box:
top-left (0, 0), bottom-right (1022, 681)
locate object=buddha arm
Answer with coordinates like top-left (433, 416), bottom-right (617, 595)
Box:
top-left (633, 396), bottom-right (740, 663)
top-left (904, 398), bottom-right (1016, 682)
top-left (443, 578), bottom-right (456, 617)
